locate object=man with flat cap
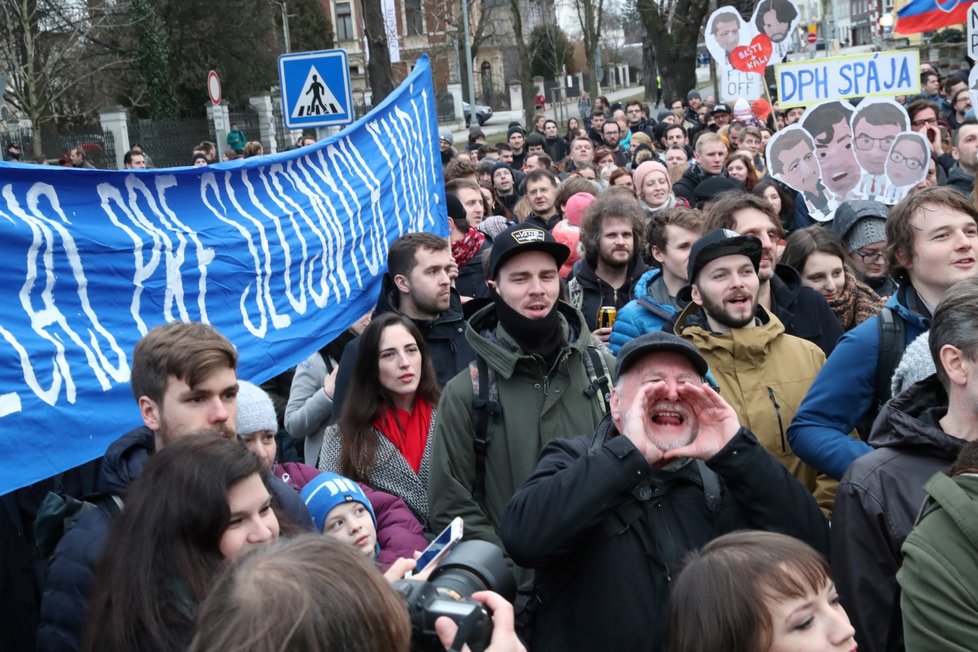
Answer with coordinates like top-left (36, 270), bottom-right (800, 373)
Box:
top-left (428, 224), bottom-right (615, 568)
top-left (502, 328), bottom-right (829, 651)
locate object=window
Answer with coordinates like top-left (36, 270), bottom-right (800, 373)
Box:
top-left (336, 2), bottom-right (354, 41)
top-left (405, 0), bottom-right (424, 36)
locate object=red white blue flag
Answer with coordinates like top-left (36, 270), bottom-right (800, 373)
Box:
top-left (896, 0), bottom-right (973, 34)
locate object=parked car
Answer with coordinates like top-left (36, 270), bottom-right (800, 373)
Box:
top-left (462, 101), bottom-right (492, 126)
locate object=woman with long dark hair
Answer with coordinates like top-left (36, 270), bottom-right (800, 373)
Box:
top-left (318, 313), bottom-right (441, 522)
top-left (82, 436), bottom-right (290, 652)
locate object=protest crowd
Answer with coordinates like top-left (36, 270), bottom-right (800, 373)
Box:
top-left (6, 50), bottom-right (978, 652)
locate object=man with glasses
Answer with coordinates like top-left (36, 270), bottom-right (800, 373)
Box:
top-left (601, 121), bottom-right (629, 167)
top-left (906, 99), bottom-right (942, 159)
top-left (945, 119), bottom-right (978, 197)
top-left (851, 102), bottom-right (908, 200)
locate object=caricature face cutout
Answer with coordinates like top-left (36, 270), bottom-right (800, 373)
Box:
top-left (767, 126), bottom-right (820, 195)
top-left (885, 132), bottom-right (929, 188)
top-left (851, 100), bottom-right (909, 177)
top-left (803, 102), bottom-right (861, 196)
top-left (772, 99), bottom-right (919, 209)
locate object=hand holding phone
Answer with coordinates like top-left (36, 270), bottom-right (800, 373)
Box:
top-left (407, 517), bottom-right (463, 578)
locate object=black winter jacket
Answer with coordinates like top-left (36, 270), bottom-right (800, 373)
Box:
top-left (672, 162), bottom-right (712, 203)
top-left (832, 376), bottom-right (963, 652)
top-left (36, 427), bottom-right (311, 652)
top-left (567, 255), bottom-right (649, 332)
top-left (502, 417), bottom-right (830, 651)
top-left (771, 263), bottom-right (844, 356)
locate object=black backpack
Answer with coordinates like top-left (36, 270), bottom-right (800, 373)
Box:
top-left (35, 490), bottom-right (121, 571)
top-left (856, 307), bottom-right (906, 440)
top-left (468, 346), bottom-right (613, 514)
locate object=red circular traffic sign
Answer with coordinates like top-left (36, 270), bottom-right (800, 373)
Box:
top-left (207, 70), bottom-right (222, 106)
top-left (807, 32), bottom-right (817, 44)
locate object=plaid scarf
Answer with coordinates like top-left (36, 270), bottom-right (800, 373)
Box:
top-left (829, 270), bottom-right (886, 331)
top-left (451, 227), bottom-right (485, 267)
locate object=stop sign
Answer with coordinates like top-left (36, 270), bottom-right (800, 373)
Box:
top-left (807, 32), bottom-right (817, 44)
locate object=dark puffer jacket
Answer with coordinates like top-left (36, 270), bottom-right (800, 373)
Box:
top-left (502, 417), bottom-right (830, 651)
top-left (831, 376), bottom-right (963, 652)
top-left (37, 427), bottom-right (311, 652)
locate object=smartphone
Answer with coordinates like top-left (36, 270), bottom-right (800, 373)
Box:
top-left (408, 517), bottom-right (463, 577)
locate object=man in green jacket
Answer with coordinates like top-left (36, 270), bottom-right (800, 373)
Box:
top-left (226, 123), bottom-right (247, 154)
top-left (427, 224), bottom-right (614, 569)
top-left (897, 277), bottom-right (978, 652)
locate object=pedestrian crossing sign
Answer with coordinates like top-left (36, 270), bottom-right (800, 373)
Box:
top-left (278, 49), bottom-right (354, 129)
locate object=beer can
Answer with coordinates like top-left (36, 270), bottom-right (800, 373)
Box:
top-left (598, 306), bottom-right (617, 329)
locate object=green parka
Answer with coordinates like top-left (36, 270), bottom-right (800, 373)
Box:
top-left (427, 301), bottom-right (614, 555)
top-left (898, 473), bottom-right (978, 652)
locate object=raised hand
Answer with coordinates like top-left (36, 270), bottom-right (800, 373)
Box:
top-left (620, 382), bottom-right (667, 466)
top-left (661, 382), bottom-right (741, 462)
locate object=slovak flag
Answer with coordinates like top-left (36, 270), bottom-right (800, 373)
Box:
top-left (896, 0), bottom-right (974, 34)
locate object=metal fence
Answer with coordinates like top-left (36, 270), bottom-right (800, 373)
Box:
top-left (2, 124), bottom-right (116, 169)
top-left (129, 117), bottom-right (215, 169)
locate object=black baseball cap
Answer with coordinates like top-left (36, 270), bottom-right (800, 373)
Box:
top-left (615, 332), bottom-right (709, 378)
top-left (686, 228), bottom-right (762, 286)
top-left (712, 103), bottom-right (731, 115)
top-left (487, 224), bottom-right (569, 279)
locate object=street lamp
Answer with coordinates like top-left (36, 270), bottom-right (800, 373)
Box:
top-left (460, 0), bottom-right (477, 127)
top-left (268, 0), bottom-right (292, 53)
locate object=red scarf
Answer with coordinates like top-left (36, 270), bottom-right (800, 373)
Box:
top-left (451, 228), bottom-right (485, 267)
top-left (372, 398), bottom-right (433, 473)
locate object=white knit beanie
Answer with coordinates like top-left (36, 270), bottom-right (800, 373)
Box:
top-left (235, 380), bottom-right (278, 437)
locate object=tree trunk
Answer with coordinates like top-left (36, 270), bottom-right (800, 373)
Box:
top-left (636, 0), bottom-right (710, 107)
top-left (508, 0), bottom-right (535, 127)
top-left (361, 0), bottom-right (394, 102)
top-left (642, 42), bottom-right (656, 103)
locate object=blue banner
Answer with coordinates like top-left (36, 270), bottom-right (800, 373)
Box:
top-left (0, 54), bottom-right (447, 494)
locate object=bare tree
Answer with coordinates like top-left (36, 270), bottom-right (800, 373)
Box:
top-left (0, 0), bottom-right (132, 156)
top-left (507, 0), bottom-right (536, 126)
top-left (360, 0), bottom-right (394, 102)
top-left (572, 0), bottom-right (606, 99)
top-left (635, 0), bottom-right (709, 103)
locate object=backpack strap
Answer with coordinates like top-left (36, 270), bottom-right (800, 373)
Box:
top-left (567, 278), bottom-right (583, 310)
top-left (874, 307), bottom-right (906, 406)
top-left (470, 356), bottom-right (500, 514)
top-left (695, 460), bottom-right (721, 513)
top-left (857, 307), bottom-right (906, 440)
top-left (581, 345), bottom-right (613, 414)
top-left (636, 296), bottom-right (675, 322)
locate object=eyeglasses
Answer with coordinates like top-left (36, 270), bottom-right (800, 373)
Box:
top-left (854, 249), bottom-right (885, 263)
top-left (854, 134), bottom-right (896, 151)
top-left (889, 151), bottom-right (923, 170)
top-left (910, 117), bottom-right (938, 128)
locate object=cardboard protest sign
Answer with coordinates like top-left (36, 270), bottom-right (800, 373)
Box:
top-left (776, 50), bottom-right (920, 107)
top-left (766, 99), bottom-right (922, 220)
top-left (706, 0), bottom-right (800, 102)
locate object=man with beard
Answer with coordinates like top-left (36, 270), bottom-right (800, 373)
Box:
top-left (601, 121), bottom-right (630, 167)
top-left (566, 192), bottom-right (649, 341)
top-left (502, 330), bottom-right (829, 651)
top-left (802, 102), bottom-right (864, 203)
top-left (428, 225), bottom-right (615, 575)
top-left (672, 229), bottom-right (836, 515)
top-left (37, 322), bottom-right (313, 652)
top-left (703, 193), bottom-right (844, 355)
top-left (329, 232), bottom-right (475, 417)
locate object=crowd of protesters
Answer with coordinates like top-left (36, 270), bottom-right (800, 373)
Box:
top-left (4, 58), bottom-right (978, 652)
